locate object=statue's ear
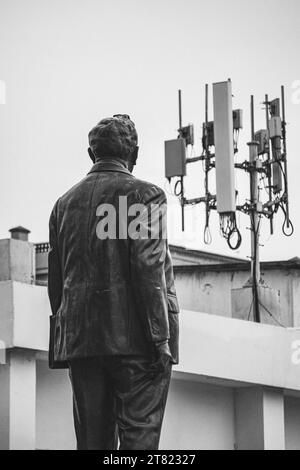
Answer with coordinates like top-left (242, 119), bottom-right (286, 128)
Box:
top-left (88, 147), bottom-right (95, 163)
top-left (128, 146), bottom-right (139, 173)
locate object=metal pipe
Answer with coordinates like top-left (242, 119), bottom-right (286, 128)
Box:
top-left (205, 84), bottom-right (208, 124)
top-left (281, 85), bottom-right (290, 228)
top-left (181, 176), bottom-right (185, 231)
top-left (265, 94), bottom-right (274, 235)
top-left (178, 90), bottom-right (185, 231)
top-left (249, 95), bottom-right (260, 323)
top-left (204, 84), bottom-right (210, 242)
top-left (186, 156), bottom-right (205, 164)
top-left (178, 89), bottom-right (182, 131)
top-left (251, 95), bottom-right (255, 141)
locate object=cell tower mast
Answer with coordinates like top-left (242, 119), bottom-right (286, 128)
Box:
top-left (164, 80), bottom-right (293, 325)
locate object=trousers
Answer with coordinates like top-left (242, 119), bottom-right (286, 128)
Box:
top-left (68, 355), bottom-right (172, 450)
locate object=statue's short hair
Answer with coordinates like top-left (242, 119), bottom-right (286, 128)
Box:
top-left (88, 114), bottom-right (138, 161)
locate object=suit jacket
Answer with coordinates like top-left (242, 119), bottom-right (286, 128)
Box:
top-left (48, 160), bottom-right (180, 368)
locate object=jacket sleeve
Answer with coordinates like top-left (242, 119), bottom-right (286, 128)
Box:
top-left (165, 244), bottom-right (180, 364)
top-left (130, 186), bottom-right (170, 344)
top-left (48, 199), bottom-right (63, 316)
top-left (165, 244), bottom-right (180, 313)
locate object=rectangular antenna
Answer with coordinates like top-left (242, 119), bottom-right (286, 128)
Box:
top-left (165, 139), bottom-right (186, 179)
top-left (269, 97), bottom-right (283, 194)
top-left (213, 80), bottom-right (236, 214)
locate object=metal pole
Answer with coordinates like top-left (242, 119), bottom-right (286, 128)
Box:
top-left (204, 84), bottom-right (210, 238)
top-left (178, 89), bottom-right (182, 131)
top-left (249, 143), bottom-right (260, 283)
top-left (249, 95), bottom-right (260, 323)
top-left (281, 85), bottom-right (290, 228)
top-left (265, 94), bottom-right (274, 235)
top-left (205, 83), bottom-right (208, 124)
top-left (181, 176), bottom-right (185, 232)
top-left (178, 90), bottom-right (185, 231)
top-left (251, 95), bottom-right (255, 141)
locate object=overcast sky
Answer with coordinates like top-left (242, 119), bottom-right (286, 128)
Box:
top-left (0, 0), bottom-right (300, 260)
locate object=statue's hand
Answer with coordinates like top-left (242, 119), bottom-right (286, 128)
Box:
top-left (149, 341), bottom-right (172, 375)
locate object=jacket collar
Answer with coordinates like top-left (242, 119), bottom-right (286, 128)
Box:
top-left (88, 159), bottom-right (132, 177)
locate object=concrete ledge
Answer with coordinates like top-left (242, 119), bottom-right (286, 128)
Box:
top-left (174, 309), bottom-right (300, 393)
top-left (2, 281), bottom-right (300, 392)
top-left (0, 281), bottom-right (48, 351)
top-left (0, 239), bottom-right (35, 284)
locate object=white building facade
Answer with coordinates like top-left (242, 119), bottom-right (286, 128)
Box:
top-left (1, 228), bottom-right (300, 450)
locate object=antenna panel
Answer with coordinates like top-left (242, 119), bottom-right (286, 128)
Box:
top-left (255, 129), bottom-right (269, 155)
top-left (213, 80), bottom-right (236, 214)
top-left (269, 117), bottom-right (282, 138)
top-left (233, 109), bottom-right (243, 130)
top-left (164, 138), bottom-right (186, 178)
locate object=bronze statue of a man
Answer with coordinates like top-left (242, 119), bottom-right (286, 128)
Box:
top-left (47, 114), bottom-right (180, 450)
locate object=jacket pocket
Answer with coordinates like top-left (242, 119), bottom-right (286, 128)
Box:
top-left (167, 293), bottom-right (180, 314)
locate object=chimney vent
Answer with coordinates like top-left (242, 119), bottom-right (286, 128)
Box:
top-left (9, 226), bottom-right (30, 242)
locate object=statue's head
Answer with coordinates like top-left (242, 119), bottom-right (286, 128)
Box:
top-left (88, 114), bottom-right (138, 172)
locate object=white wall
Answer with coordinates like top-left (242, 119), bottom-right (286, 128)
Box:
top-left (31, 360), bottom-right (300, 450)
top-left (174, 268), bottom-right (299, 327)
top-left (35, 363), bottom-right (236, 451)
top-left (36, 360), bottom-right (76, 450)
top-left (160, 378), bottom-right (235, 450)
